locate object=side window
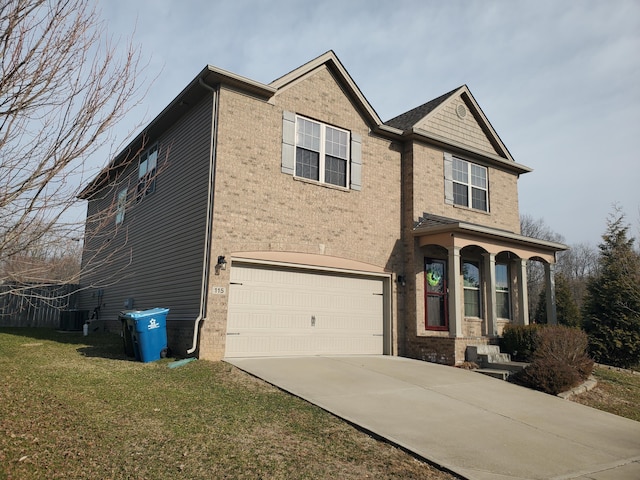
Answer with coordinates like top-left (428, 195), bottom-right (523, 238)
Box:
top-left (115, 188), bottom-right (127, 225)
top-left (281, 111), bottom-right (361, 190)
top-left (137, 144), bottom-right (158, 201)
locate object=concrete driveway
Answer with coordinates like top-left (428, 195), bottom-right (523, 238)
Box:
top-left (226, 355), bottom-right (640, 480)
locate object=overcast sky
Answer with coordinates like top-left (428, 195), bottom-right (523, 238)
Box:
top-left (95, 0), bottom-right (640, 246)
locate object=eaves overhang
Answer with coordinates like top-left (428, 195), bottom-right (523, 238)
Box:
top-left (413, 220), bottom-right (568, 254)
top-left (79, 66), bottom-right (277, 199)
top-left (407, 127), bottom-right (532, 175)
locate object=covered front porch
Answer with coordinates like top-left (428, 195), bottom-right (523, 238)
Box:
top-left (407, 215), bottom-right (567, 365)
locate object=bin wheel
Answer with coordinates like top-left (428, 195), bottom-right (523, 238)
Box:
top-left (160, 347), bottom-right (171, 359)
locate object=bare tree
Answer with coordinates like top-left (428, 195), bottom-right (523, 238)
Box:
top-left (557, 242), bottom-right (598, 310)
top-left (520, 214), bottom-right (566, 317)
top-left (520, 214), bottom-right (600, 317)
top-left (0, 0), bottom-right (147, 294)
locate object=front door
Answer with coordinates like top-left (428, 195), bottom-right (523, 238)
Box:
top-left (425, 258), bottom-right (448, 330)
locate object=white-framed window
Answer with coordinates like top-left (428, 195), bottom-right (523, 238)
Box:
top-left (281, 111), bottom-right (362, 191)
top-left (137, 144), bottom-right (158, 201)
top-left (495, 263), bottom-right (511, 319)
top-left (453, 157), bottom-right (488, 211)
top-left (295, 116), bottom-right (350, 187)
top-left (462, 261), bottom-right (481, 317)
top-left (115, 188), bottom-right (127, 225)
top-left (444, 153), bottom-right (489, 212)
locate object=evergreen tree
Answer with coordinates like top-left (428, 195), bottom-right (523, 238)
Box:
top-left (582, 210), bottom-right (640, 368)
top-left (533, 274), bottom-right (580, 327)
top-left (533, 273), bottom-right (581, 327)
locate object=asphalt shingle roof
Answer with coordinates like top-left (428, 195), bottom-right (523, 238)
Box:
top-left (384, 86), bottom-right (462, 131)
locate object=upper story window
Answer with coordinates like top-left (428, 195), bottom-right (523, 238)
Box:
top-left (296, 116), bottom-right (349, 188)
top-left (115, 188), bottom-right (127, 225)
top-left (444, 153), bottom-right (489, 212)
top-left (453, 158), bottom-right (487, 211)
top-left (281, 111), bottom-right (362, 191)
top-left (137, 144), bottom-right (158, 201)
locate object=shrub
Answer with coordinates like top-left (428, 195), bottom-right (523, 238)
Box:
top-left (516, 357), bottom-right (581, 395)
top-left (513, 325), bottom-right (594, 395)
top-left (500, 324), bottom-right (542, 362)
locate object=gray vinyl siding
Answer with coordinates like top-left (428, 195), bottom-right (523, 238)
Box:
top-left (79, 94), bottom-right (213, 349)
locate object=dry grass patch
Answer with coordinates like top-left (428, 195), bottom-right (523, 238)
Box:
top-left (570, 366), bottom-right (640, 421)
top-left (0, 329), bottom-right (456, 480)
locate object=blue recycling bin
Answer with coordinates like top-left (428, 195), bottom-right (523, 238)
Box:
top-left (123, 308), bottom-right (169, 362)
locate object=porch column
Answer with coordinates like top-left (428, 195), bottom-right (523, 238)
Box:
top-left (448, 246), bottom-right (463, 337)
top-left (517, 258), bottom-right (529, 326)
top-left (482, 252), bottom-right (498, 337)
top-left (545, 263), bottom-right (558, 325)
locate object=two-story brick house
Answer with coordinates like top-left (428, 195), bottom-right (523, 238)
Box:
top-left (78, 51), bottom-right (565, 364)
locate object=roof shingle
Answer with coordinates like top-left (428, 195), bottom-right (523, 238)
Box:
top-left (384, 86), bottom-right (463, 131)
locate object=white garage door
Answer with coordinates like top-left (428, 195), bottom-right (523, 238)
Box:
top-left (225, 263), bottom-right (385, 358)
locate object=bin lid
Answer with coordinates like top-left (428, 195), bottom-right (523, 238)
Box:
top-left (125, 307), bottom-right (169, 319)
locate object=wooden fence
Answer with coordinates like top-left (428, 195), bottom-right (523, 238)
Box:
top-left (0, 284), bottom-right (81, 328)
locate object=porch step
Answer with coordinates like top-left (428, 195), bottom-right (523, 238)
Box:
top-left (466, 345), bottom-right (528, 381)
top-left (466, 344), bottom-right (502, 363)
top-left (476, 369), bottom-right (511, 380)
top-left (489, 361), bottom-right (528, 374)
top-left (479, 352), bottom-right (512, 364)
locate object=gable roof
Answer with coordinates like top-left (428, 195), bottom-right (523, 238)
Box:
top-left (384, 85), bottom-right (531, 173)
top-left (270, 50), bottom-right (383, 128)
top-left (79, 52), bottom-right (529, 198)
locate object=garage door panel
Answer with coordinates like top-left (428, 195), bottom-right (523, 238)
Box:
top-left (226, 264), bottom-right (384, 358)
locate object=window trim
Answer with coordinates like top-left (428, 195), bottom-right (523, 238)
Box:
top-left (281, 111), bottom-right (362, 191)
top-left (115, 188), bottom-right (127, 225)
top-left (495, 263), bottom-right (511, 320)
top-left (294, 115), bottom-right (350, 188)
top-left (137, 143), bottom-right (158, 201)
top-left (444, 153), bottom-right (489, 212)
top-left (462, 260), bottom-right (482, 318)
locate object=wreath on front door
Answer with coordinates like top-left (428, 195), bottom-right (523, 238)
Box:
top-left (426, 270), bottom-right (442, 287)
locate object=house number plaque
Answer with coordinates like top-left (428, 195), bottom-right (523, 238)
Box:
top-left (212, 287), bottom-right (226, 295)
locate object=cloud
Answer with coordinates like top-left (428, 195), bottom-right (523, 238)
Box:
top-left (94, 0), bottom-right (640, 244)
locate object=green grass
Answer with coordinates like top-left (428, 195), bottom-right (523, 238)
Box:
top-left (571, 366), bottom-right (640, 422)
top-left (0, 329), bottom-right (455, 480)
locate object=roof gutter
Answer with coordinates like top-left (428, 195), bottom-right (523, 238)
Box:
top-left (187, 78), bottom-right (219, 355)
top-left (408, 127), bottom-right (532, 175)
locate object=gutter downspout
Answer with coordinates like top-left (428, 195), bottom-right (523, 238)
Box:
top-left (187, 78), bottom-right (219, 355)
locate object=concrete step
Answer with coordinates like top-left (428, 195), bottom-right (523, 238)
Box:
top-left (479, 352), bottom-right (512, 365)
top-left (466, 344), bottom-right (501, 363)
top-left (476, 369), bottom-right (511, 380)
top-left (489, 361), bottom-right (528, 374)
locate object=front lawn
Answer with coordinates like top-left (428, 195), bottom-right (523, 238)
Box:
top-left (0, 329), bottom-right (455, 480)
top-left (570, 366), bottom-right (640, 422)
